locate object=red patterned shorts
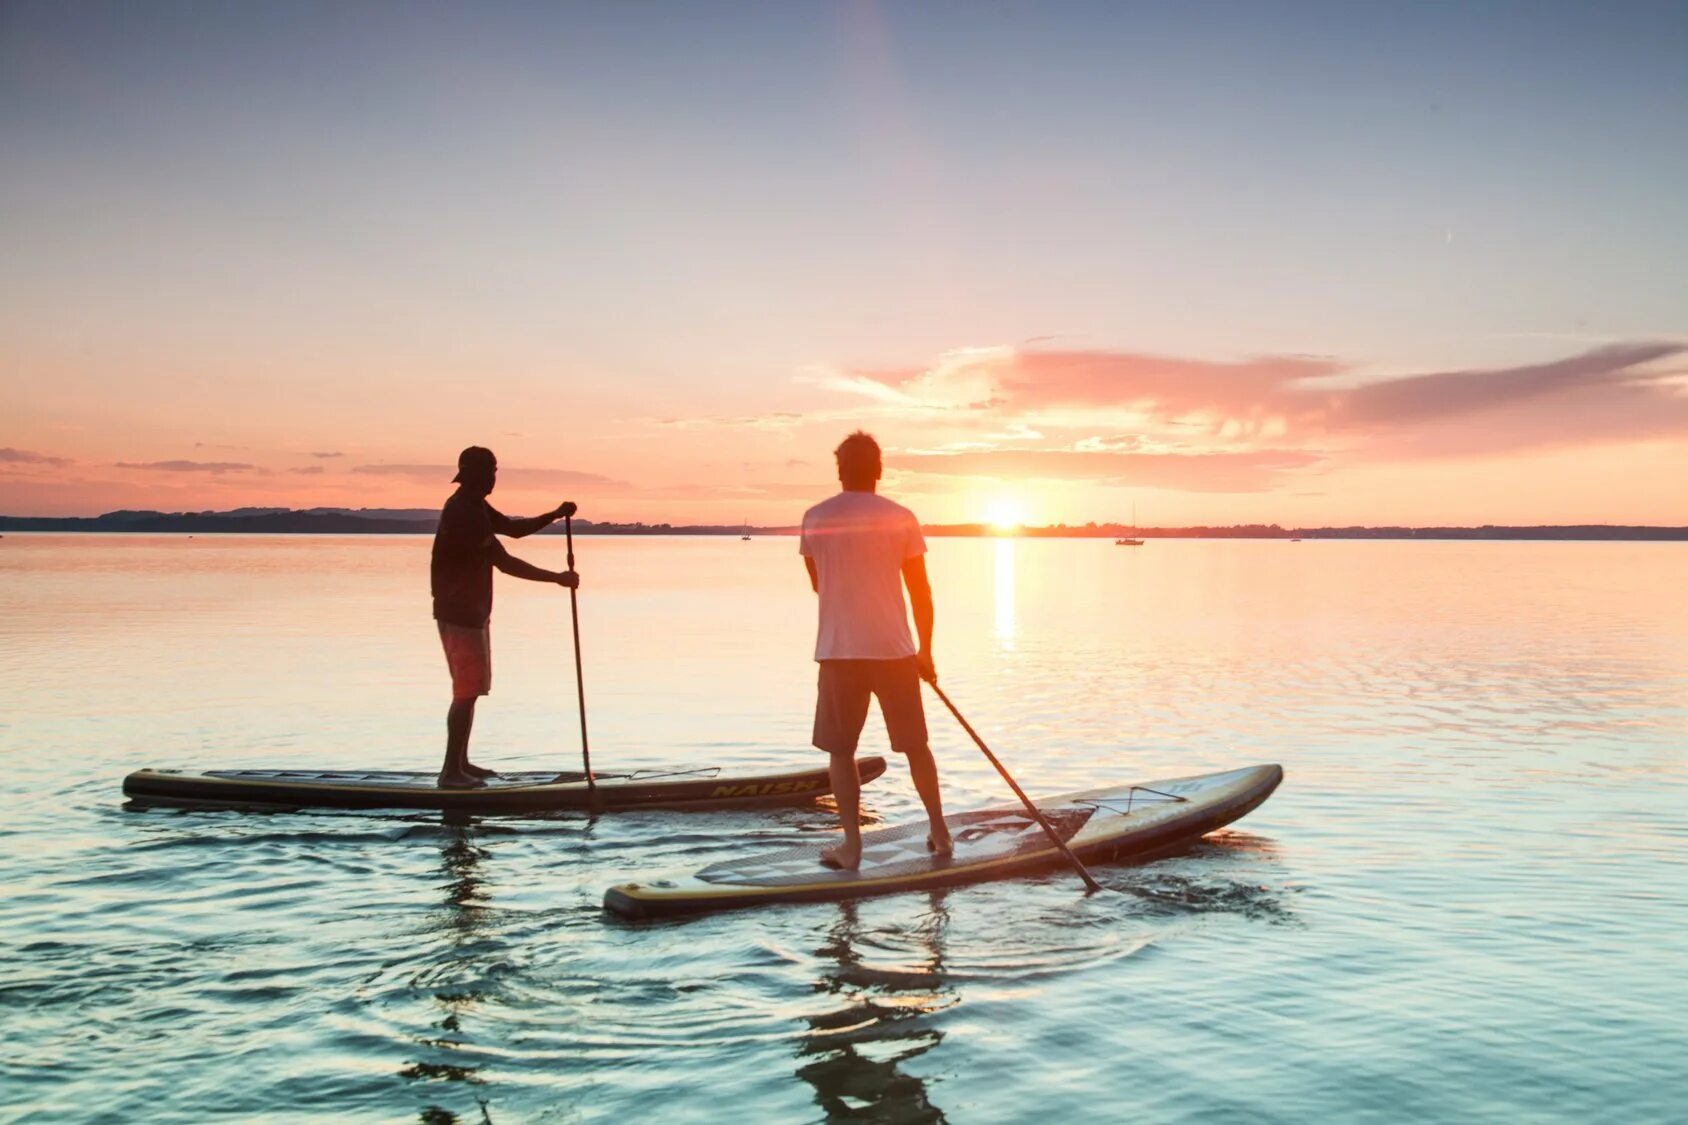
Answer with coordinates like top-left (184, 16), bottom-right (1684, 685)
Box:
top-left (438, 622), bottom-right (491, 700)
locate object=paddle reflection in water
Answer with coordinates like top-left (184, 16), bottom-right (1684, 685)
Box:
top-left (797, 895), bottom-right (957, 1123)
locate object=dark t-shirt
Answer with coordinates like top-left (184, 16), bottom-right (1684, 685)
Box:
top-left (431, 489), bottom-right (514, 627)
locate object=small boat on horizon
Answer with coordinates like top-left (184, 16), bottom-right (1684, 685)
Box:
top-left (1115, 503), bottom-right (1145, 546)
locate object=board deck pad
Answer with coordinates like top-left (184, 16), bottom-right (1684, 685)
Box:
top-left (698, 806), bottom-right (1097, 887)
top-left (203, 768), bottom-right (607, 790)
top-left (605, 764), bottom-right (1284, 918)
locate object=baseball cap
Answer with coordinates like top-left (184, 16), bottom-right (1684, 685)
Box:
top-left (452, 446), bottom-right (496, 483)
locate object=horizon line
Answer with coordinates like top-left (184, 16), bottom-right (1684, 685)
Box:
top-left (1, 509), bottom-right (1684, 540)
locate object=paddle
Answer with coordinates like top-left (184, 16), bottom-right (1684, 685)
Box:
top-left (563, 514), bottom-right (596, 798)
top-left (925, 679), bottom-right (1102, 894)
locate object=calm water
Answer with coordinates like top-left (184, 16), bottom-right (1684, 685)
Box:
top-left (2, 534), bottom-right (1685, 1122)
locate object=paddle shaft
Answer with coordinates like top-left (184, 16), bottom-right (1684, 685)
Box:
top-left (564, 516), bottom-right (594, 788)
top-left (926, 680), bottom-right (1102, 894)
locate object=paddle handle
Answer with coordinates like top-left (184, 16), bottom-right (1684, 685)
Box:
top-left (927, 680), bottom-right (1102, 894)
top-left (565, 515), bottom-right (594, 789)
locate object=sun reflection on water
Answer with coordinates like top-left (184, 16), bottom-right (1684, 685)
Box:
top-left (993, 538), bottom-right (1016, 647)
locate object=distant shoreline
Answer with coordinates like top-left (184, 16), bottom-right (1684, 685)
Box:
top-left (1, 510), bottom-right (1684, 540)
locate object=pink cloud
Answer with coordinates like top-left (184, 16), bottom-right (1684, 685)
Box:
top-left (842, 350), bottom-right (1339, 416)
top-left (836, 340), bottom-right (1687, 454)
top-left (887, 448), bottom-right (1321, 492)
top-left (999, 353), bottom-right (1340, 418)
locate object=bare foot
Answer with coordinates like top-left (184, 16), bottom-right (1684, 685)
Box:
top-left (926, 829), bottom-right (954, 858)
top-left (437, 771), bottom-right (486, 790)
top-left (819, 841), bottom-right (862, 871)
top-left (464, 763), bottom-right (500, 779)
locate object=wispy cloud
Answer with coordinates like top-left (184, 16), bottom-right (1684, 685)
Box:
top-left (655, 412), bottom-right (807, 431)
top-left (1333, 343), bottom-right (1684, 428)
top-left (804, 348), bottom-right (1018, 410)
top-left (114, 460), bottom-right (260, 474)
top-left (351, 464), bottom-right (632, 490)
top-left (287, 465), bottom-right (326, 475)
top-left (0, 447), bottom-right (72, 467)
top-left (351, 464), bottom-right (456, 480)
top-left (310, 451), bottom-right (344, 459)
top-left (654, 480), bottom-right (835, 501)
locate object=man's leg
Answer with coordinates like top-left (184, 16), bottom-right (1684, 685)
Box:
top-left (438, 622), bottom-right (491, 787)
top-left (822, 749), bottom-right (863, 870)
top-left (462, 627), bottom-right (497, 778)
top-left (815, 661), bottom-right (871, 870)
top-left (440, 697), bottom-right (479, 787)
top-left (879, 658), bottom-right (951, 856)
top-left (904, 745), bottom-right (951, 856)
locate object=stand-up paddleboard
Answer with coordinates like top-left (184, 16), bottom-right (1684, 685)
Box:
top-left (605, 764), bottom-right (1281, 918)
top-left (123, 757), bottom-right (887, 813)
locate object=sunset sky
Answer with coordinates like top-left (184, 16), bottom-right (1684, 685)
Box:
top-left (3, 2), bottom-right (1685, 526)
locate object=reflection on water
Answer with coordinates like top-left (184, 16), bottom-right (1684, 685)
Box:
top-left (993, 539), bottom-right (1015, 648)
top-left (404, 818), bottom-right (492, 1090)
top-left (798, 897), bottom-right (954, 1122)
top-left (3, 534), bottom-right (1687, 1121)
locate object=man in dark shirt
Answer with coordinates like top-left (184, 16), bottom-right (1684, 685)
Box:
top-left (432, 445), bottom-right (578, 788)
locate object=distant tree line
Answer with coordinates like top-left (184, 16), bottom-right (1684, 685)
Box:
top-left (0, 510), bottom-right (1683, 540)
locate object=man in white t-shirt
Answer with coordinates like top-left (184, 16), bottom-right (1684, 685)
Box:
top-left (800, 431), bottom-right (951, 870)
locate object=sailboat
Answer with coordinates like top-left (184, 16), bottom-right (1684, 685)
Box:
top-left (1115, 503), bottom-right (1145, 547)
top-left (740, 518), bottom-right (751, 541)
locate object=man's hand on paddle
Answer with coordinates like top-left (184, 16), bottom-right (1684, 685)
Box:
top-left (915, 648), bottom-right (937, 685)
top-left (550, 501), bottom-right (579, 588)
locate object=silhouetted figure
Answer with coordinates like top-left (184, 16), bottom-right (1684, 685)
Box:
top-left (431, 446), bottom-right (578, 789)
top-left (801, 431), bottom-right (949, 869)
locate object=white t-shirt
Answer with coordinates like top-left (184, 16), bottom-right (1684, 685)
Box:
top-left (799, 490), bottom-right (927, 661)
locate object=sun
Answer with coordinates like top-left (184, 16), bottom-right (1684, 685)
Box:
top-left (985, 498), bottom-right (1026, 532)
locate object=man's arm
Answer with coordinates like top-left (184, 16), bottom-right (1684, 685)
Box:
top-left (490, 501), bottom-right (577, 540)
top-left (805, 556), bottom-right (819, 593)
top-left (491, 540), bottom-right (578, 587)
top-left (902, 555), bottom-right (935, 683)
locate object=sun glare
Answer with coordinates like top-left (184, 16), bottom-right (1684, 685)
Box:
top-left (986, 498), bottom-right (1026, 532)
